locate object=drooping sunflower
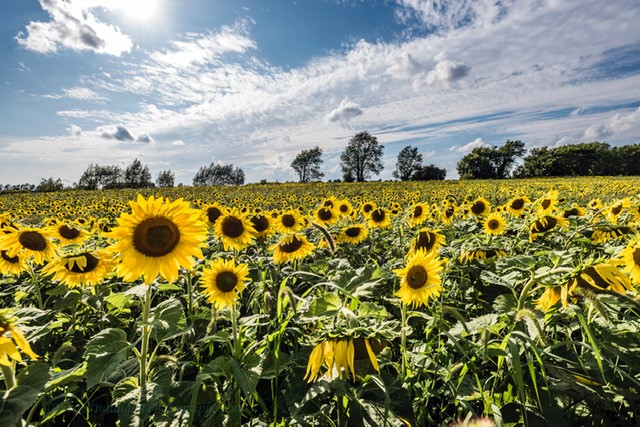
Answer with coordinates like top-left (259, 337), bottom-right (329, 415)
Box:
top-left (271, 233), bottom-right (315, 264)
top-left (0, 227), bottom-right (57, 265)
top-left (506, 196), bottom-right (530, 216)
top-left (407, 203), bottom-right (429, 227)
top-left (469, 197), bottom-right (491, 217)
top-left (562, 205), bottom-right (586, 218)
top-left (337, 224), bottom-right (368, 245)
top-left (200, 258), bottom-right (250, 309)
top-left (408, 228), bottom-right (445, 255)
top-left (304, 337), bottom-right (381, 382)
top-left (313, 206), bottom-right (339, 227)
top-left (529, 215), bottom-right (568, 240)
top-left (459, 248), bottom-right (507, 263)
top-left (606, 199), bottom-right (629, 223)
top-left (0, 309), bottom-right (38, 366)
top-left (537, 190), bottom-right (558, 215)
top-left (394, 250), bottom-right (443, 308)
top-left (618, 237), bottom-right (640, 284)
top-left (46, 219), bottom-right (88, 245)
top-left (41, 250), bottom-right (115, 288)
top-left (213, 208), bottom-right (257, 251)
top-left (275, 209), bottom-right (306, 234)
top-left (483, 212), bottom-right (506, 236)
top-left (202, 203), bottom-right (228, 228)
top-left (591, 225), bottom-right (636, 243)
top-left (368, 208), bottom-right (391, 229)
top-left (109, 195), bottom-right (208, 285)
top-left (0, 250), bottom-right (28, 276)
top-left (441, 204), bottom-right (456, 225)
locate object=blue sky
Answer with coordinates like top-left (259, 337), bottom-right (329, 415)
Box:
top-left (1, 0), bottom-right (640, 186)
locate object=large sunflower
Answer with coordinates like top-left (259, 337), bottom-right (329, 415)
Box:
top-left (483, 213), bottom-right (506, 236)
top-left (0, 250), bottom-right (28, 276)
top-left (394, 250), bottom-right (443, 308)
top-left (529, 215), bottom-right (568, 240)
top-left (109, 195), bottom-right (208, 285)
top-left (407, 203), bottom-right (429, 226)
top-left (336, 199), bottom-right (354, 218)
top-left (313, 206), bottom-right (339, 227)
top-left (408, 228), bottom-right (445, 255)
top-left (213, 208), bottom-right (257, 251)
top-left (200, 258), bottom-right (250, 309)
top-left (202, 203), bottom-right (228, 228)
top-left (0, 227), bottom-right (57, 265)
top-left (275, 209), bottom-right (306, 234)
top-left (46, 219), bottom-right (88, 245)
top-left (506, 196), bottom-right (530, 216)
top-left (537, 190), bottom-right (558, 216)
top-left (271, 233), bottom-right (315, 264)
top-left (249, 213), bottom-right (274, 238)
top-left (337, 224), bottom-right (369, 245)
top-left (41, 250), bottom-right (115, 288)
top-left (618, 237), bottom-right (640, 284)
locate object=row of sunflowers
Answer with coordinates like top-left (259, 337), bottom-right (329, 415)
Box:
top-left (1, 176), bottom-right (639, 426)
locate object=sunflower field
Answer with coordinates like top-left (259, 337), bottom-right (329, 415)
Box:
top-left (1, 176), bottom-right (640, 426)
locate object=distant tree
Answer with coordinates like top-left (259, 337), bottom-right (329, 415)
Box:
top-left (413, 164), bottom-right (446, 180)
top-left (156, 169), bottom-right (175, 188)
top-left (340, 131), bottom-right (384, 182)
top-left (291, 146), bottom-right (324, 182)
top-left (457, 140), bottom-right (525, 179)
top-left (36, 177), bottom-right (64, 192)
top-left (124, 158), bottom-right (153, 188)
top-left (193, 163), bottom-right (245, 186)
top-left (612, 144), bottom-right (640, 175)
top-left (77, 164), bottom-right (124, 189)
top-left (393, 146), bottom-right (423, 181)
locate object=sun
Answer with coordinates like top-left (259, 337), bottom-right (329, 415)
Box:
top-left (118, 0), bottom-right (160, 21)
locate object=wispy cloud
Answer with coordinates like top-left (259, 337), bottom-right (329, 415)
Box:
top-left (44, 86), bottom-right (109, 102)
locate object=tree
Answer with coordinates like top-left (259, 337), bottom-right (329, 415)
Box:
top-left (393, 146), bottom-right (423, 181)
top-left (457, 140), bottom-right (525, 179)
top-left (193, 163), bottom-right (245, 186)
top-left (36, 177), bottom-right (64, 192)
top-left (124, 158), bottom-right (153, 188)
top-left (340, 131), bottom-right (384, 182)
top-left (413, 164), bottom-right (446, 180)
top-left (515, 142), bottom-right (622, 177)
top-left (156, 169), bottom-right (175, 188)
top-left (77, 164), bottom-right (124, 189)
top-left (291, 146), bottom-right (324, 182)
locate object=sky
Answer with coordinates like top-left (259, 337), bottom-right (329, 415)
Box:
top-left (1, 0), bottom-right (640, 186)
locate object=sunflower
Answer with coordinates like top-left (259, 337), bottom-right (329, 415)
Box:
top-left (275, 209), bottom-right (306, 234)
top-left (271, 233), bottom-right (315, 264)
top-left (506, 196), bottom-right (530, 216)
top-left (0, 309), bottom-right (38, 366)
top-left (337, 224), bottom-right (368, 245)
top-left (360, 201), bottom-right (376, 217)
top-left (407, 203), bottom-right (429, 226)
top-left (459, 248), bottom-right (507, 264)
top-left (562, 206), bottom-right (586, 218)
top-left (529, 215), bottom-right (568, 240)
top-left (46, 219), bottom-right (88, 245)
top-left (200, 258), bottom-right (250, 309)
top-left (109, 194), bottom-right (208, 285)
top-left (214, 208), bottom-right (257, 251)
top-left (537, 190), bottom-right (558, 215)
top-left (313, 206), bottom-right (339, 227)
top-left (408, 228), bottom-right (445, 255)
top-left (0, 250), bottom-right (28, 276)
top-left (304, 337), bottom-right (381, 382)
top-left (336, 199), bottom-right (354, 218)
top-left (394, 250), bottom-right (443, 308)
top-left (203, 203), bottom-right (228, 228)
top-left (588, 198), bottom-right (603, 210)
top-left (469, 197), bottom-right (491, 217)
top-left (618, 237), bottom-right (640, 284)
top-left (0, 227), bottom-right (57, 265)
top-left (41, 250), bottom-right (115, 288)
top-left (368, 208), bottom-right (391, 229)
top-left (249, 213), bottom-right (274, 238)
top-left (441, 205), bottom-right (456, 225)
top-left (483, 213), bottom-right (506, 236)
top-left (591, 225), bottom-right (636, 243)
top-left (606, 199), bottom-right (629, 223)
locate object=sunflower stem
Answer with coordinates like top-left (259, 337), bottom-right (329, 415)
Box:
top-left (400, 303), bottom-right (408, 382)
top-left (139, 283), bottom-right (153, 391)
top-left (1, 361), bottom-right (16, 390)
top-left (186, 270), bottom-right (194, 322)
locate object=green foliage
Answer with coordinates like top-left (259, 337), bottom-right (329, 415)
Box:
top-left (291, 146), bottom-right (324, 182)
top-left (457, 140), bottom-right (526, 179)
top-left (193, 163), bottom-right (245, 186)
top-left (340, 131), bottom-right (384, 182)
top-left (393, 146), bottom-right (423, 181)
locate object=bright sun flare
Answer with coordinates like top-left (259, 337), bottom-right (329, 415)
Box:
top-left (119, 0), bottom-right (159, 21)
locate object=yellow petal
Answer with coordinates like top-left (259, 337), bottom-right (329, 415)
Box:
top-left (364, 339), bottom-right (380, 373)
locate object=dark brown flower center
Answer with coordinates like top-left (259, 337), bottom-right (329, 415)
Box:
top-left (407, 265), bottom-right (428, 289)
top-left (280, 214), bottom-right (296, 228)
top-left (371, 209), bottom-right (386, 222)
top-left (532, 216), bottom-right (558, 233)
top-left (59, 225), bottom-right (81, 240)
top-left (216, 271), bottom-right (238, 292)
top-left (1, 250), bottom-right (19, 264)
top-left (413, 206), bottom-right (423, 217)
top-left (66, 253), bottom-right (100, 273)
top-left (611, 204), bottom-right (623, 215)
top-left (133, 217), bottom-right (180, 257)
top-left (279, 236), bottom-right (304, 253)
top-left (206, 207), bottom-right (222, 224)
top-left (470, 201), bottom-right (486, 215)
top-left (541, 199), bottom-right (552, 210)
top-left (251, 215), bottom-right (269, 233)
top-left (487, 219), bottom-right (500, 230)
top-left (414, 231), bottom-right (436, 252)
top-left (18, 231), bottom-right (47, 251)
top-left (220, 216), bottom-right (245, 238)
top-left (362, 203), bottom-right (374, 213)
top-left (339, 204), bottom-right (349, 213)
top-left (510, 198), bottom-right (525, 210)
top-left (344, 227), bottom-right (362, 238)
top-left (633, 248), bottom-right (640, 267)
top-left (317, 208), bottom-right (333, 221)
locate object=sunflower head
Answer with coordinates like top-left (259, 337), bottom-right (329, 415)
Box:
top-left (368, 208), bottom-right (391, 229)
top-left (250, 213), bottom-right (274, 238)
top-left (0, 249), bottom-right (27, 276)
top-left (276, 209), bottom-right (306, 233)
top-left (529, 215), bottom-right (568, 240)
top-left (619, 236), bottom-right (640, 284)
top-left (314, 206), bottom-right (339, 227)
top-left (200, 258), bottom-right (250, 309)
top-left (0, 227), bottom-right (57, 265)
top-left (0, 308), bottom-right (38, 366)
top-left (337, 224), bottom-right (368, 244)
top-left (41, 249), bottom-right (115, 288)
top-left (213, 208), bottom-right (257, 251)
top-left (469, 197), bottom-right (491, 217)
top-left (409, 228), bottom-right (445, 255)
top-left (394, 250), bottom-right (444, 308)
top-left (483, 213), bottom-right (506, 236)
top-left (203, 203), bottom-right (228, 227)
top-left (506, 196), bottom-right (530, 216)
top-left (271, 233), bottom-right (315, 264)
top-left (407, 203), bottom-right (429, 226)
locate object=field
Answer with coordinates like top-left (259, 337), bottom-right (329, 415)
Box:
top-left (1, 176), bottom-right (640, 426)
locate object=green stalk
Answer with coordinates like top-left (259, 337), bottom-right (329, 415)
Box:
top-left (185, 270), bottom-right (193, 321)
top-left (1, 361), bottom-right (16, 390)
top-left (400, 303), bottom-right (408, 381)
top-left (139, 284), bottom-right (153, 390)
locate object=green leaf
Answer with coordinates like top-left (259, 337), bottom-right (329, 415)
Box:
top-left (0, 385), bottom-right (41, 425)
top-left (84, 328), bottom-right (132, 389)
top-left (151, 298), bottom-right (187, 342)
top-left (16, 361), bottom-right (50, 390)
top-left (229, 352), bottom-right (263, 397)
top-left (45, 363), bottom-right (87, 391)
top-left (105, 292), bottom-right (134, 310)
top-left (305, 293), bottom-right (341, 317)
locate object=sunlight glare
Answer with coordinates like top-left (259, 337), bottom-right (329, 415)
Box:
top-left (119, 0), bottom-right (160, 21)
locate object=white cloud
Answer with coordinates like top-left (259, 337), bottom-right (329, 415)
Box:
top-left (171, 140), bottom-right (185, 146)
top-left (450, 137), bottom-right (488, 153)
top-left (67, 124), bottom-right (82, 136)
top-left (326, 98), bottom-right (364, 122)
top-left (420, 53), bottom-right (471, 87)
top-left (16, 0), bottom-right (133, 56)
top-left (99, 124), bottom-right (134, 141)
top-left (44, 86), bottom-right (109, 102)
top-left (137, 133), bottom-right (154, 144)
